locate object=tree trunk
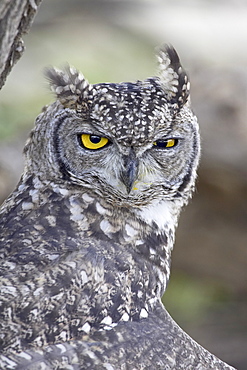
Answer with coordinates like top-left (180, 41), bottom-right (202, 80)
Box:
top-left (0, 0), bottom-right (43, 90)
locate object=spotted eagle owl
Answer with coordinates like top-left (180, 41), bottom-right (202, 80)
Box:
top-left (0, 45), bottom-right (234, 369)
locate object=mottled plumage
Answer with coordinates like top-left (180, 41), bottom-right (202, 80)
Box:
top-left (0, 45), bottom-right (234, 369)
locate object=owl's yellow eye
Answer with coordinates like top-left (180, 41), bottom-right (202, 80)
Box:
top-left (153, 139), bottom-right (178, 149)
top-left (80, 134), bottom-right (109, 150)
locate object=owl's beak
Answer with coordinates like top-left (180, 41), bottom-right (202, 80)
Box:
top-left (121, 149), bottom-right (139, 194)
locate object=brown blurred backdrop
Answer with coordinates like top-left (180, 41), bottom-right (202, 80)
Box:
top-left (0, 1), bottom-right (247, 368)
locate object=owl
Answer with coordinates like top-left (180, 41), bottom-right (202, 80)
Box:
top-left (0, 45), bottom-right (234, 369)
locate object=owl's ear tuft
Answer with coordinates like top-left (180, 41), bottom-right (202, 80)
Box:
top-left (45, 65), bottom-right (92, 112)
top-left (156, 44), bottom-right (190, 108)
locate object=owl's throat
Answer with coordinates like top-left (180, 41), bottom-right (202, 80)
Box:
top-left (98, 199), bottom-right (178, 322)
top-left (92, 195), bottom-right (179, 295)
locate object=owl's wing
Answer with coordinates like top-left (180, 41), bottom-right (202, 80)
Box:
top-left (0, 303), bottom-right (234, 370)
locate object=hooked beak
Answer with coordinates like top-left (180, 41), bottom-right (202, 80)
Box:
top-left (121, 149), bottom-right (139, 194)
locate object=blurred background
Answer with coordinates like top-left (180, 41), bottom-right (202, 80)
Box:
top-left (0, 0), bottom-right (247, 368)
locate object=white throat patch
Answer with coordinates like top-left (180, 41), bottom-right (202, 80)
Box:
top-left (137, 199), bottom-right (175, 231)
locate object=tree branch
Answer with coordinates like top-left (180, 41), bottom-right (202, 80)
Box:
top-left (0, 0), bottom-right (43, 90)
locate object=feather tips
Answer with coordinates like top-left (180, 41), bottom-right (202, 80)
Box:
top-left (157, 44), bottom-right (190, 107)
top-left (45, 44), bottom-right (190, 113)
top-left (45, 65), bottom-right (92, 112)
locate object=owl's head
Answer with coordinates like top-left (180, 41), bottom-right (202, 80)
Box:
top-left (25, 45), bottom-right (200, 208)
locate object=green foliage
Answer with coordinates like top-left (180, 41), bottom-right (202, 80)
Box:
top-left (162, 271), bottom-right (231, 324)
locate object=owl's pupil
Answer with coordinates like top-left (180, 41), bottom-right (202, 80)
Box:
top-left (156, 140), bottom-right (167, 148)
top-left (90, 135), bottom-right (101, 144)
top-left (154, 139), bottom-right (177, 148)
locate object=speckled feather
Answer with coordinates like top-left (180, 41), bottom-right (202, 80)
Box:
top-left (0, 45), bottom-right (234, 369)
